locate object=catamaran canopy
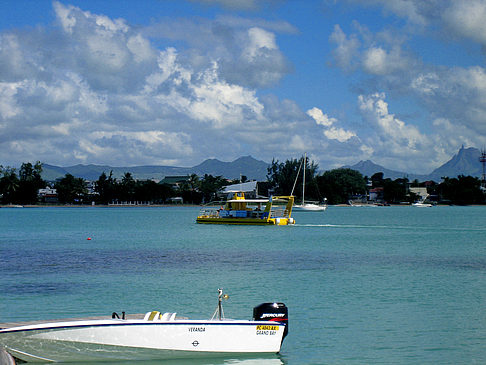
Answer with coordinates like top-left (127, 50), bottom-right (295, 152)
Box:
top-left (226, 199), bottom-right (268, 203)
top-left (222, 181), bottom-right (258, 193)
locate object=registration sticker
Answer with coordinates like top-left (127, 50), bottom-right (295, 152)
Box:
top-left (256, 325), bottom-right (279, 335)
top-left (256, 325), bottom-right (279, 331)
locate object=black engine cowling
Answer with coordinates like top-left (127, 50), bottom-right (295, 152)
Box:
top-left (253, 302), bottom-right (288, 339)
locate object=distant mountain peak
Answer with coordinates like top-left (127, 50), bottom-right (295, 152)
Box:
top-left (234, 155), bottom-right (253, 161)
top-left (353, 160), bottom-right (380, 168)
top-left (429, 146), bottom-right (481, 180)
top-left (346, 146), bottom-right (482, 181)
top-left (344, 160), bottom-right (418, 180)
top-left (192, 155), bottom-right (268, 179)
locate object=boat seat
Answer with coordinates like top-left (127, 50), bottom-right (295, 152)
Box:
top-left (161, 312), bottom-right (177, 321)
top-left (160, 312), bottom-right (171, 321)
top-left (144, 311), bottom-right (160, 321)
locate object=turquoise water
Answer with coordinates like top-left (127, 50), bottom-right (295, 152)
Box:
top-left (1, 206), bottom-right (486, 364)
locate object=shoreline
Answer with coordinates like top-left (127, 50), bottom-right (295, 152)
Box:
top-left (0, 204), bottom-right (200, 208)
top-left (2, 203), bottom-right (484, 208)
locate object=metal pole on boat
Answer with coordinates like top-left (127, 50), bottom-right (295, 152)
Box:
top-left (217, 288), bottom-right (230, 320)
top-left (211, 289), bottom-right (229, 320)
top-left (218, 289), bottom-right (223, 320)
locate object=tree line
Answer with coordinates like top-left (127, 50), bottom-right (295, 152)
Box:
top-left (265, 157), bottom-right (485, 205)
top-left (0, 162), bottom-right (238, 205)
top-left (1, 159), bottom-right (485, 205)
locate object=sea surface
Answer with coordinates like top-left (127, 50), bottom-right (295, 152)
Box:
top-left (1, 205), bottom-right (486, 364)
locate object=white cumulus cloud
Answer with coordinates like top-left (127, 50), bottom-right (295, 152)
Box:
top-left (443, 0), bottom-right (486, 46)
top-left (329, 25), bottom-right (360, 71)
top-left (358, 92), bottom-right (428, 150)
top-left (362, 46), bottom-right (411, 75)
top-left (357, 93), bottom-right (438, 172)
top-left (307, 107), bottom-right (356, 143)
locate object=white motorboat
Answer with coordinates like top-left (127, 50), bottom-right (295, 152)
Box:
top-left (412, 202), bottom-right (433, 207)
top-left (0, 290), bottom-right (288, 363)
top-left (412, 200), bottom-right (433, 207)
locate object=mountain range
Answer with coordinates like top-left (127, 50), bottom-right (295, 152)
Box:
top-left (40, 146), bottom-right (484, 182)
top-left (41, 156), bottom-right (270, 181)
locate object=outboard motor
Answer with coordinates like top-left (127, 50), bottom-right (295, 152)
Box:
top-left (253, 302), bottom-right (288, 340)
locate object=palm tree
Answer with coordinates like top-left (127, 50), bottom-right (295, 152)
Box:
top-left (0, 167), bottom-right (20, 203)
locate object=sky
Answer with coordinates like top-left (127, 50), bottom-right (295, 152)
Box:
top-left (1, 0), bottom-right (485, 174)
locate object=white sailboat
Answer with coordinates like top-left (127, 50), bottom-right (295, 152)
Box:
top-left (0, 290), bottom-right (288, 363)
top-left (293, 153), bottom-right (327, 211)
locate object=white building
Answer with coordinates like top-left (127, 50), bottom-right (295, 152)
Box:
top-left (409, 187), bottom-right (428, 202)
top-left (38, 187), bottom-right (58, 203)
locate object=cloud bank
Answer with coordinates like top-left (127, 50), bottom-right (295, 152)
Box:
top-left (0, 1), bottom-right (354, 169)
top-left (0, 0), bottom-right (485, 175)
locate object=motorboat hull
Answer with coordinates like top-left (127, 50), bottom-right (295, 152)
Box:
top-left (0, 319), bottom-right (286, 363)
top-left (196, 217), bottom-right (294, 225)
top-left (412, 203), bottom-right (433, 207)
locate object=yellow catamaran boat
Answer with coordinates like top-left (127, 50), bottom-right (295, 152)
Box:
top-left (196, 192), bottom-right (295, 225)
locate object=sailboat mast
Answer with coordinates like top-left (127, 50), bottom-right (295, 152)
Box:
top-left (302, 153), bottom-right (306, 205)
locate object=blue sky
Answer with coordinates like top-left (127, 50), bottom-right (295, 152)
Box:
top-left (1, 0), bottom-right (485, 174)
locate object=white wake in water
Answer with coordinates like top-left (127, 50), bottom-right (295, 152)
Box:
top-left (295, 224), bottom-right (486, 231)
top-left (295, 224), bottom-right (388, 228)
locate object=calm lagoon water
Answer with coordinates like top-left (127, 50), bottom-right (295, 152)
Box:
top-left (1, 205), bottom-right (486, 364)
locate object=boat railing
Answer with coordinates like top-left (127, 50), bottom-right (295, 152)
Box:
top-left (220, 209), bottom-right (268, 219)
top-left (198, 206), bottom-right (270, 220)
top-left (270, 206), bottom-right (287, 218)
top-left (198, 207), bottom-right (221, 218)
